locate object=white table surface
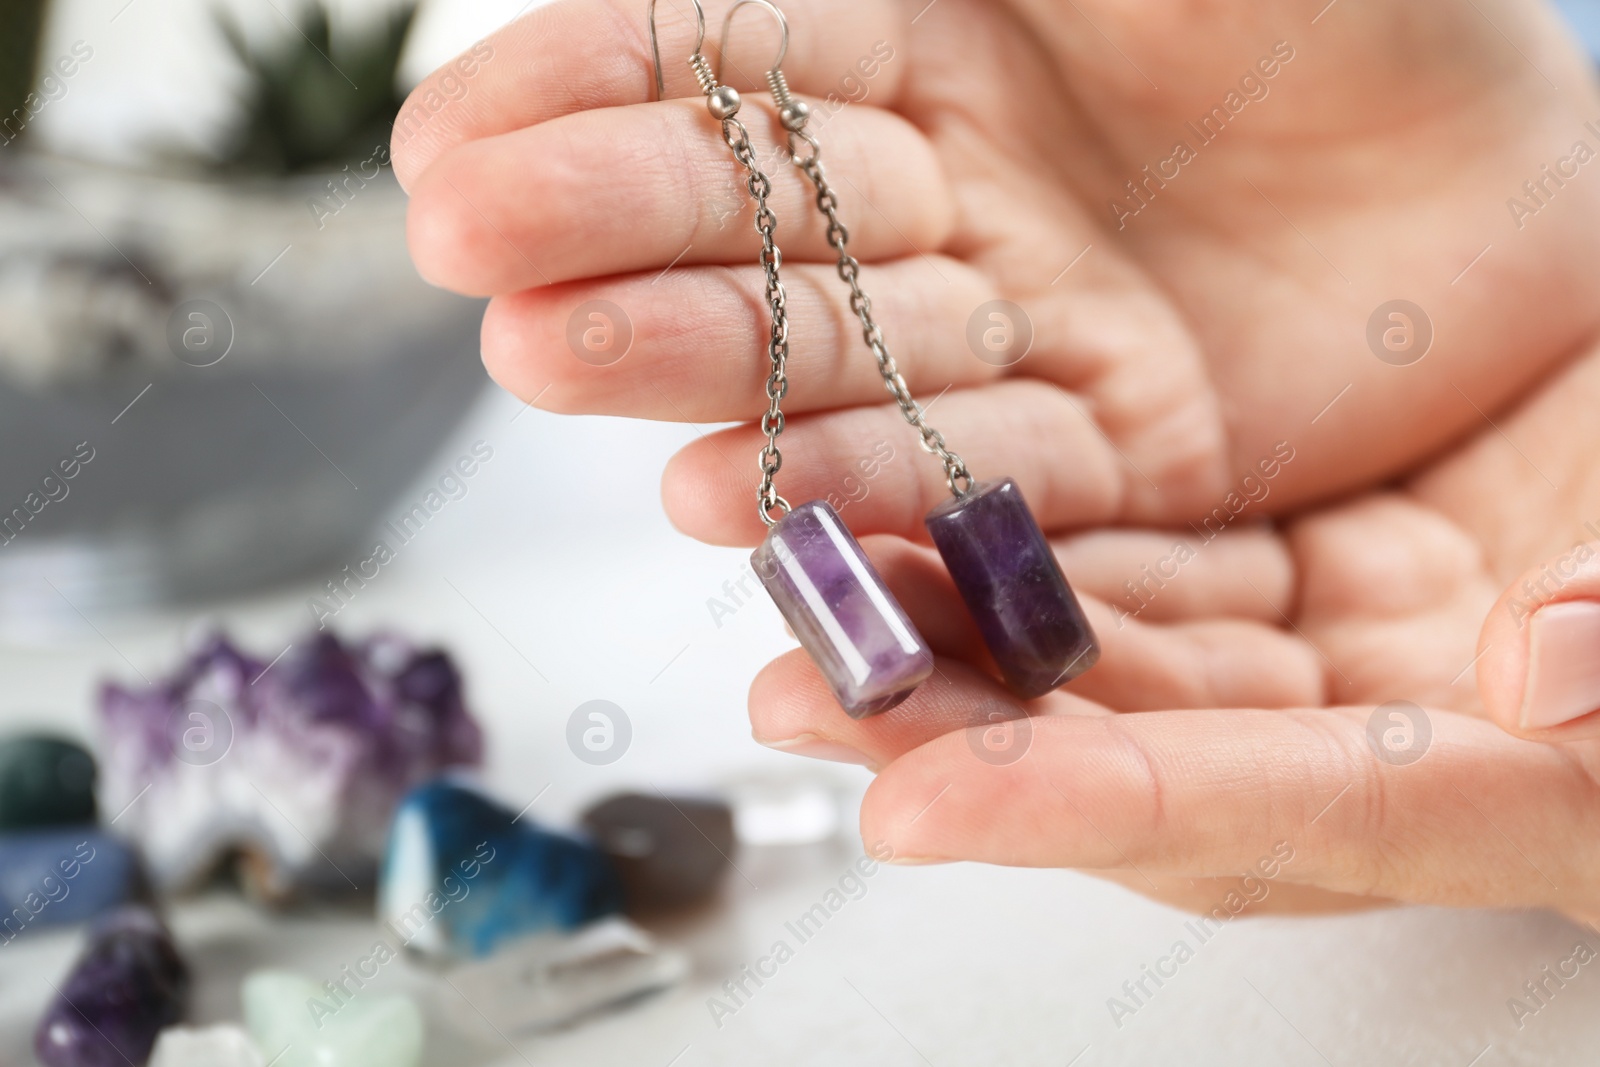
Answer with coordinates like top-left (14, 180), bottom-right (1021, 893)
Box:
top-left (2, 389), bottom-right (1598, 1067)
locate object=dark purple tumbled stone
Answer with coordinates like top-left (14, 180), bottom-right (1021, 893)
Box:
top-left (753, 500), bottom-right (933, 717)
top-left (34, 906), bottom-right (188, 1067)
top-left (926, 478), bottom-right (1098, 698)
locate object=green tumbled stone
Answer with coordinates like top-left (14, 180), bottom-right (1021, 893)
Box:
top-left (0, 735), bottom-right (97, 830)
top-left (243, 972), bottom-right (423, 1067)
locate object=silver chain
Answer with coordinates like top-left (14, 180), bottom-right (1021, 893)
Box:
top-left (725, 116), bottom-right (793, 527)
top-left (790, 129), bottom-right (973, 498)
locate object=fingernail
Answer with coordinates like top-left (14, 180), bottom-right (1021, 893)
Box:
top-left (760, 733), bottom-right (874, 767)
top-left (1520, 601), bottom-right (1600, 729)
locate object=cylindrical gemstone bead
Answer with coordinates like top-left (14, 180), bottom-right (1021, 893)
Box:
top-left (753, 500), bottom-right (933, 717)
top-left (925, 478), bottom-right (1098, 698)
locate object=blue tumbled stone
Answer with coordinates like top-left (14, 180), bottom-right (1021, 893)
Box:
top-left (378, 781), bottom-right (622, 960)
top-left (0, 829), bottom-right (143, 943)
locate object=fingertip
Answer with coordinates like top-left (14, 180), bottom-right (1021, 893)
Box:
top-left (405, 153), bottom-right (501, 298)
top-left (661, 442), bottom-right (756, 547)
top-left (857, 737), bottom-right (956, 862)
top-left (1478, 544), bottom-right (1600, 740)
top-left (748, 649), bottom-right (832, 746)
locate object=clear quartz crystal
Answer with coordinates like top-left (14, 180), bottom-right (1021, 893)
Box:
top-left (752, 500), bottom-right (933, 717)
top-left (926, 478), bottom-right (1099, 698)
top-left (149, 1027), bottom-right (266, 1067)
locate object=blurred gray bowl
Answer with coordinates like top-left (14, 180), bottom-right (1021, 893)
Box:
top-left (0, 154), bottom-right (487, 631)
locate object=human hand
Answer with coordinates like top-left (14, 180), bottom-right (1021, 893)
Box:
top-left (395, 0), bottom-right (1600, 914)
top-left (395, 0), bottom-right (1600, 541)
top-left (747, 338), bottom-right (1600, 917)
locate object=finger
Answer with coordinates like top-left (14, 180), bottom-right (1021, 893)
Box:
top-left (861, 536), bottom-right (1323, 712)
top-left (750, 621), bottom-right (1323, 769)
top-left (859, 703), bottom-right (1600, 910)
top-left (481, 257), bottom-right (1001, 419)
top-left (662, 380), bottom-right (1124, 546)
top-left (391, 0), bottom-right (908, 191)
top-left (407, 97), bottom-right (951, 297)
top-left (749, 650), bottom-right (1100, 769)
top-left (1054, 524), bottom-right (1296, 624)
top-left (1478, 542), bottom-right (1600, 740)
top-left (749, 546), bottom-right (1324, 767)
top-left (1088, 870), bottom-right (1389, 915)
top-left (1288, 493), bottom-right (1501, 711)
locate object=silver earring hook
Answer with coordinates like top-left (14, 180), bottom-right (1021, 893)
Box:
top-left (717, 0), bottom-right (811, 133)
top-left (716, 0), bottom-right (789, 84)
top-left (647, 0), bottom-right (707, 101)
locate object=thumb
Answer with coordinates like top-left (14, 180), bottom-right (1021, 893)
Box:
top-left (1479, 541), bottom-right (1600, 739)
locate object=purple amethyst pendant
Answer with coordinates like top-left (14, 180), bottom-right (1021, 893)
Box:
top-left (753, 501), bottom-right (933, 717)
top-left (926, 478), bottom-right (1098, 698)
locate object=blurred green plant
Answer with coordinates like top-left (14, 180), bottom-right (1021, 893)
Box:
top-left (0, 0), bottom-right (49, 142)
top-left (214, 2), bottom-right (417, 174)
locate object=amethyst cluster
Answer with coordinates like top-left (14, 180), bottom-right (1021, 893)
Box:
top-left (98, 631), bottom-right (483, 899)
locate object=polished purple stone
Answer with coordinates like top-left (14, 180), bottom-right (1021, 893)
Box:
top-left (34, 906), bottom-right (188, 1067)
top-left (926, 478), bottom-right (1098, 698)
top-left (753, 500), bottom-right (933, 717)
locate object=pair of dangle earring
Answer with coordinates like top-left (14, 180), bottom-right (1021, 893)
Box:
top-left (650, 0), bottom-right (1097, 717)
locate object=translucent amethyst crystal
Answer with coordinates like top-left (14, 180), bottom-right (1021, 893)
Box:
top-left (97, 631), bottom-right (483, 898)
top-left (926, 478), bottom-right (1099, 698)
top-left (752, 500), bottom-right (933, 717)
top-left (34, 906), bottom-right (188, 1067)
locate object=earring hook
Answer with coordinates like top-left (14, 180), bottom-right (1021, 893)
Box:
top-left (647, 0), bottom-right (707, 101)
top-left (716, 0), bottom-right (789, 83)
top-left (717, 0), bottom-right (810, 133)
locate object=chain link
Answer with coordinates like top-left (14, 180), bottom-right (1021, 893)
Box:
top-left (725, 117), bottom-right (794, 527)
top-left (790, 130), bottom-right (973, 498)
